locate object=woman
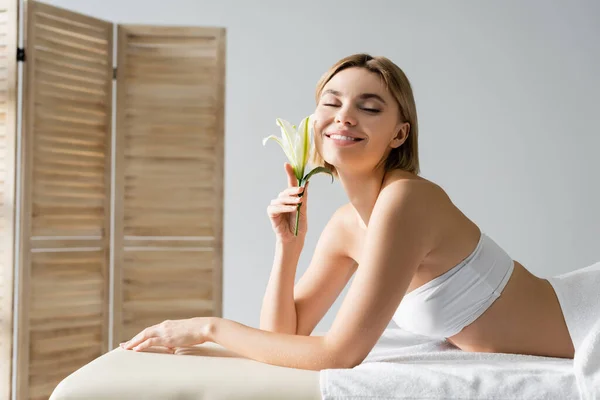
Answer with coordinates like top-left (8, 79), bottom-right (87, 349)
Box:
top-left (120, 53), bottom-right (578, 369)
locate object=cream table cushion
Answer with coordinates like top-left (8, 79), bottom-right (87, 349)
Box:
top-left (50, 342), bottom-right (322, 400)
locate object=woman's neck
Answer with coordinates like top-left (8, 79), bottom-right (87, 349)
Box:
top-left (337, 166), bottom-right (387, 229)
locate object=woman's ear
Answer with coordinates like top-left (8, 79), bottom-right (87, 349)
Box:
top-left (390, 122), bottom-right (410, 148)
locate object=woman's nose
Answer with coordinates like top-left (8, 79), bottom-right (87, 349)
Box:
top-left (335, 108), bottom-right (357, 126)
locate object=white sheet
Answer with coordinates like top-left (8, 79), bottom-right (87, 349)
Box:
top-left (549, 261), bottom-right (600, 399)
top-left (576, 317), bottom-right (600, 400)
top-left (320, 328), bottom-right (578, 399)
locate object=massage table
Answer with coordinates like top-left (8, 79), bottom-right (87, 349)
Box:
top-left (50, 341), bottom-right (322, 400)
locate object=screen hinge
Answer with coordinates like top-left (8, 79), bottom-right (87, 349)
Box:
top-left (17, 48), bottom-right (26, 62)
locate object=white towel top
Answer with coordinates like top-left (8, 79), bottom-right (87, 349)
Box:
top-left (393, 232), bottom-right (514, 338)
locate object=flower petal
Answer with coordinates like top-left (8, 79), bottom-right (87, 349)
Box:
top-left (276, 119), bottom-right (298, 167)
top-left (297, 116), bottom-right (311, 176)
top-left (262, 135), bottom-right (297, 166)
top-left (293, 132), bottom-right (303, 175)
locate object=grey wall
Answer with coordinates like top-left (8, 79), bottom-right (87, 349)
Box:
top-left (36, 0), bottom-right (600, 333)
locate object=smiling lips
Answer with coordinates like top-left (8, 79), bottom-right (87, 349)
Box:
top-left (325, 131), bottom-right (365, 142)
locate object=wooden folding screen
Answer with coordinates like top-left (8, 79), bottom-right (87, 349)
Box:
top-left (13, 2), bottom-right (225, 399)
top-left (18, 2), bottom-right (113, 399)
top-left (0, 0), bottom-right (18, 399)
top-left (113, 25), bottom-right (225, 345)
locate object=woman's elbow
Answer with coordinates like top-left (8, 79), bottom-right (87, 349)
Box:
top-left (325, 353), bottom-right (363, 369)
top-left (324, 343), bottom-right (367, 369)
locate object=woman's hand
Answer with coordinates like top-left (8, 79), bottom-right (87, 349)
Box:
top-left (267, 162), bottom-right (309, 243)
top-left (120, 317), bottom-right (216, 352)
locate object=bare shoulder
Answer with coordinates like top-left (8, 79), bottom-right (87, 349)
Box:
top-left (334, 174), bottom-right (451, 230)
top-left (377, 173), bottom-right (482, 264)
top-left (329, 202), bottom-right (360, 239)
top-left (319, 203), bottom-right (366, 263)
top-left (335, 202), bottom-right (359, 226)
top-left (314, 203), bottom-right (359, 257)
top-left (325, 173), bottom-right (453, 260)
top-left (379, 172), bottom-right (450, 211)
top-left (369, 173), bottom-right (454, 255)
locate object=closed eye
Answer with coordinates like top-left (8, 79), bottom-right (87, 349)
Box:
top-left (324, 103), bottom-right (380, 113)
top-left (361, 108), bottom-right (380, 113)
top-left (322, 102), bottom-right (380, 114)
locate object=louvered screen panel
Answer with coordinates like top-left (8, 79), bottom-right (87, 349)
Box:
top-left (0, 1), bottom-right (18, 399)
top-left (114, 26), bottom-right (225, 345)
top-left (18, 2), bottom-right (113, 399)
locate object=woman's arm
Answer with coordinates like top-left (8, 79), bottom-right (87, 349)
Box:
top-left (259, 238), bottom-right (304, 334)
top-left (260, 205), bottom-right (359, 336)
top-left (210, 181), bottom-right (440, 370)
top-left (210, 318), bottom-right (339, 370)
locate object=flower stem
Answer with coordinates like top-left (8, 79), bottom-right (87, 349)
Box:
top-left (294, 177), bottom-right (305, 236)
top-left (294, 204), bottom-right (301, 236)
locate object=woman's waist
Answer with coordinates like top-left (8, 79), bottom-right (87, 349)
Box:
top-left (446, 261), bottom-right (562, 351)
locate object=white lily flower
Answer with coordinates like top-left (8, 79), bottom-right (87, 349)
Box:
top-left (263, 114), bottom-right (333, 235)
top-left (262, 116), bottom-right (312, 181)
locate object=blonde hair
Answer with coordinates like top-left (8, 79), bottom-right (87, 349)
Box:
top-left (311, 53), bottom-right (420, 177)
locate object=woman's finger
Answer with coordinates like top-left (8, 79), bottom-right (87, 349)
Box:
top-left (297, 183), bottom-right (308, 216)
top-left (122, 326), bottom-right (156, 349)
top-left (299, 181), bottom-right (308, 204)
top-left (285, 163), bottom-right (297, 187)
top-left (133, 337), bottom-right (161, 352)
top-left (267, 204), bottom-right (298, 216)
top-left (141, 346), bottom-right (175, 354)
top-left (301, 181), bottom-right (308, 196)
top-left (271, 196), bottom-right (303, 205)
top-left (280, 186), bottom-right (304, 196)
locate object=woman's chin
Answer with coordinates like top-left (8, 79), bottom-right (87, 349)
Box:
top-left (323, 152), bottom-right (357, 165)
top-left (322, 157), bottom-right (355, 173)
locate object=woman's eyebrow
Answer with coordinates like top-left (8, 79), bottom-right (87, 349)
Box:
top-left (359, 93), bottom-right (387, 105)
top-left (322, 89), bottom-right (342, 97)
top-left (322, 89), bottom-right (387, 105)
